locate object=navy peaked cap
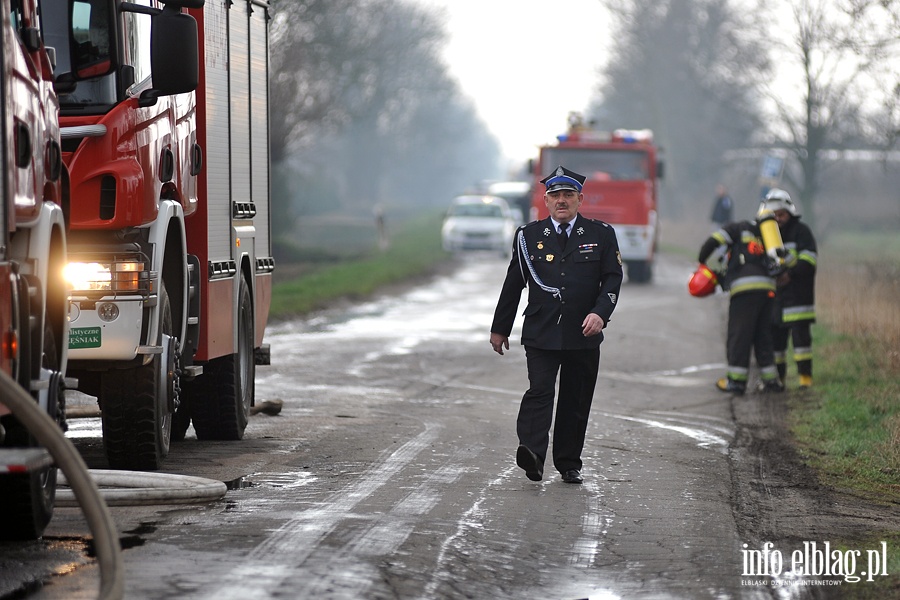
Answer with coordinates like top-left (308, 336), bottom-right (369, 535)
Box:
top-left (540, 166), bottom-right (586, 193)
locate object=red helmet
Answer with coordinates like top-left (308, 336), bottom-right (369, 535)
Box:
top-left (688, 264), bottom-right (718, 297)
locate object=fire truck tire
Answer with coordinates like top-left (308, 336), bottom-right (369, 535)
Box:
top-left (190, 277), bottom-right (254, 441)
top-left (0, 318), bottom-right (60, 540)
top-left (100, 285), bottom-right (174, 470)
top-left (627, 260), bottom-right (653, 283)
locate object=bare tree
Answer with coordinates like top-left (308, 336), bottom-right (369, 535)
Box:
top-left (762, 0), bottom-right (900, 228)
top-left (589, 0), bottom-right (769, 217)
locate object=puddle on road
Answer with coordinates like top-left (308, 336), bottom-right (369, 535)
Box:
top-left (597, 411), bottom-right (732, 453)
top-left (225, 470), bottom-right (318, 491)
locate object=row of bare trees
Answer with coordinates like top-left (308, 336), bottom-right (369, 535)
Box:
top-left (268, 0), bottom-right (500, 238)
top-left (590, 0), bottom-right (900, 229)
top-left (268, 0), bottom-right (898, 236)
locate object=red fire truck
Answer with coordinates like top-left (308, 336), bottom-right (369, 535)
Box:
top-left (42, 0), bottom-right (273, 470)
top-left (531, 117), bottom-right (664, 283)
top-left (0, 0), bottom-right (70, 538)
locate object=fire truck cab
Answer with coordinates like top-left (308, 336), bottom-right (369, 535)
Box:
top-left (41, 0), bottom-right (273, 471)
top-left (0, 0), bottom-right (69, 539)
top-left (531, 118), bottom-right (663, 283)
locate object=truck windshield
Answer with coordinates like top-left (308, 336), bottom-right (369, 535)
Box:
top-left (543, 149), bottom-right (650, 182)
top-left (41, 0), bottom-right (118, 110)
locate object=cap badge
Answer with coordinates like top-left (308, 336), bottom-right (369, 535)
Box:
top-left (556, 166), bottom-right (564, 177)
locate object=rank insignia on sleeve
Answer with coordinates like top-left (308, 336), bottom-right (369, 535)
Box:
top-left (546, 254), bottom-right (554, 262)
top-left (616, 251), bottom-right (623, 265)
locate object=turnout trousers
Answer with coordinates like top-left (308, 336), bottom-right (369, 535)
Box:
top-left (517, 346), bottom-right (600, 474)
top-left (726, 291), bottom-right (778, 383)
top-left (773, 321), bottom-right (813, 379)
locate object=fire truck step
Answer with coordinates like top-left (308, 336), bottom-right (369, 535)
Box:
top-left (0, 448), bottom-right (54, 474)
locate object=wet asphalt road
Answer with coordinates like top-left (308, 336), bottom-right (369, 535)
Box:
top-left (2, 252), bottom-right (776, 600)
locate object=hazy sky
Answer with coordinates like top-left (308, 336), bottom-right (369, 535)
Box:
top-left (413, 0), bottom-right (611, 174)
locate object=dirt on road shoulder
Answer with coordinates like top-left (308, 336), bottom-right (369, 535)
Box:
top-left (728, 389), bottom-right (900, 597)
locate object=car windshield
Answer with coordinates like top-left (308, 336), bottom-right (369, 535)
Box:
top-left (449, 203), bottom-right (504, 218)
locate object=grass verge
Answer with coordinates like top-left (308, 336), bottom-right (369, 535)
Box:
top-left (787, 327), bottom-right (900, 502)
top-left (270, 212), bottom-right (450, 319)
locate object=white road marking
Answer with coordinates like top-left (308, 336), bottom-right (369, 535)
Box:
top-left (195, 423), bottom-right (441, 599)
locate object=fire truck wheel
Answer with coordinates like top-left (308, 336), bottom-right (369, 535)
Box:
top-left (100, 284), bottom-right (174, 470)
top-left (0, 318), bottom-right (60, 540)
top-left (190, 277), bottom-right (254, 440)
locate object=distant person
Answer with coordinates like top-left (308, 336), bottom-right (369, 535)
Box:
top-left (761, 189), bottom-right (818, 389)
top-left (490, 166), bottom-right (624, 484)
top-left (374, 204), bottom-right (388, 250)
top-left (710, 184), bottom-right (733, 225)
top-left (698, 213), bottom-right (784, 395)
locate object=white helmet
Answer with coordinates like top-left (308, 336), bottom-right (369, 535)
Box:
top-left (760, 188), bottom-right (800, 217)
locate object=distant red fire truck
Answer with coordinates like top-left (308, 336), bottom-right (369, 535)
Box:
top-left (531, 118), bottom-right (664, 282)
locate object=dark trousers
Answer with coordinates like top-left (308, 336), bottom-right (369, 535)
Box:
top-left (518, 346), bottom-right (600, 473)
top-left (726, 292), bottom-right (775, 381)
top-left (773, 321), bottom-right (813, 378)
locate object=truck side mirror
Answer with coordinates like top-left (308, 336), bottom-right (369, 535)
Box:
top-left (149, 6), bottom-right (199, 95)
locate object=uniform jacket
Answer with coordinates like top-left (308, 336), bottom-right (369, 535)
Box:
top-left (776, 217), bottom-right (817, 324)
top-left (699, 220), bottom-right (776, 296)
top-left (491, 216), bottom-right (624, 350)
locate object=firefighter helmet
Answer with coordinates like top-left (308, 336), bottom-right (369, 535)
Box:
top-left (688, 264), bottom-right (718, 297)
top-left (760, 188), bottom-right (799, 217)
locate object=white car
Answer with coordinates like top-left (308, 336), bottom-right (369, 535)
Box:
top-left (441, 195), bottom-right (518, 253)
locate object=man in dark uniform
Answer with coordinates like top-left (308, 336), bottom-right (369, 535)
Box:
top-left (761, 189), bottom-right (818, 388)
top-left (490, 166), bottom-right (623, 484)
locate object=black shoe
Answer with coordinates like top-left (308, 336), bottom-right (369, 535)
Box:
top-left (561, 469), bottom-right (583, 484)
top-left (516, 445), bottom-right (543, 481)
top-left (716, 378), bottom-right (746, 395)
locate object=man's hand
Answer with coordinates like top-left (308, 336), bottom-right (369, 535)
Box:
top-left (582, 313), bottom-right (605, 337)
top-left (490, 332), bottom-right (510, 355)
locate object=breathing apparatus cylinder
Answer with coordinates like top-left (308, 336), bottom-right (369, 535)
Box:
top-left (756, 207), bottom-right (785, 264)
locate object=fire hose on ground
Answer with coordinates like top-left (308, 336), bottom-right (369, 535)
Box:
top-left (0, 370), bottom-right (124, 600)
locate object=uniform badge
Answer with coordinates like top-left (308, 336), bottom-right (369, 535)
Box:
top-left (576, 227), bottom-right (584, 236)
top-left (543, 228), bottom-right (551, 237)
top-left (537, 242), bottom-right (544, 250)
top-left (546, 254), bottom-right (554, 262)
top-left (616, 251), bottom-right (623, 265)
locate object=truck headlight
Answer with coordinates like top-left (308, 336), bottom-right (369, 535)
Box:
top-left (64, 262), bottom-right (111, 291)
top-left (64, 260), bottom-right (145, 292)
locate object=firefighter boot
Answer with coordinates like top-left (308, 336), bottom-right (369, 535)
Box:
top-left (799, 375), bottom-right (813, 389)
top-left (716, 378), bottom-right (746, 395)
top-left (756, 378), bottom-right (785, 393)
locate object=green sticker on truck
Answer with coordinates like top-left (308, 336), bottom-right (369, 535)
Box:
top-left (69, 327), bottom-right (101, 349)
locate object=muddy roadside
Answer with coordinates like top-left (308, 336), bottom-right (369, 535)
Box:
top-left (728, 388), bottom-right (900, 597)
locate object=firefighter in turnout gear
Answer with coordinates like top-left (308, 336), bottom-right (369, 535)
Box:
top-left (761, 189), bottom-right (817, 388)
top-left (698, 218), bottom-right (784, 395)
